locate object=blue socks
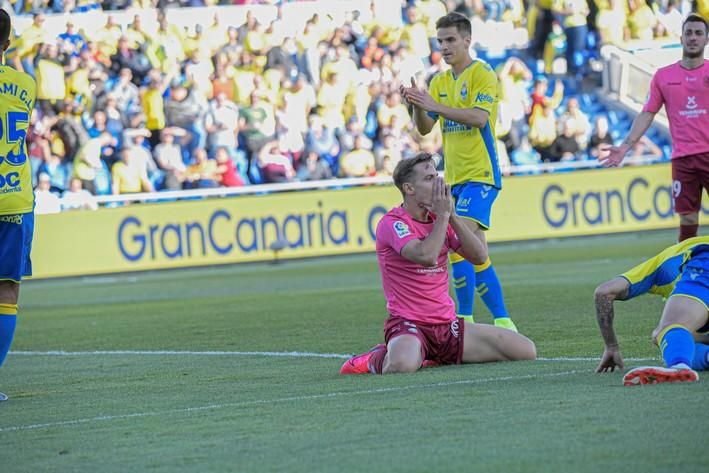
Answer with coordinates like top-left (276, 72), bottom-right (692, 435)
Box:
top-left (0, 313), bottom-right (18, 367)
top-left (658, 325), bottom-right (694, 368)
top-left (474, 259), bottom-right (509, 319)
top-left (451, 255), bottom-right (475, 317)
top-left (451, 255), bottom-right (509, 320)
top-left (691, 343), bottom-right (709, 371)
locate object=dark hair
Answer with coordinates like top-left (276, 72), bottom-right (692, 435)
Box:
top-left (0, 9), bottom-right (10, 46)
top-left (682, 13), bottom-right (708, 35)
top-left (393, 152), bottom-right (434, 194)
top-left (435, 12), bottom-right (472, 37)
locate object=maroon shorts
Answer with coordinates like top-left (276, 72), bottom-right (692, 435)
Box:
top-left (384, 316), bottom-right (465, 365)
top-left (672, 153), bottom-right (709, 215)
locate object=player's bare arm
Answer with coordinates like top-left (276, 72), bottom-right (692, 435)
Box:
top-left (400, 177), bottom-right (452, 267)
top-left (598, 111), bottom-right (656, 167)
top-left (449, 214), bottom-right (487, 265)
top-left (594, 277), bottom-right (630, 372)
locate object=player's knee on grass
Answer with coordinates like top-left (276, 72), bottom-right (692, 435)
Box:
top-left (383, 336), bottom-right (423, 374)
top-left (513, 335), bottom-right (537, 361)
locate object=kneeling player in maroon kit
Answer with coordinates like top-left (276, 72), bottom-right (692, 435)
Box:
top-left (341, 153), bottom-right (536, 375)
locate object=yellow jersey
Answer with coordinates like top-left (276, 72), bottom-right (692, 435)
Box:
top-left (621, 236), bottom-right (709, 299)
top-left (428, 58), bottom-right (501, 188)
top-left (0, 64), bottom-right (37, 216)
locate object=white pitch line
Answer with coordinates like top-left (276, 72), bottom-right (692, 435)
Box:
top-left (10, 350), bottom-right (659, 362)
top-left (11, 350), bottom-right (351, 359)
top-left (0, 370), bottom-right (578, 433)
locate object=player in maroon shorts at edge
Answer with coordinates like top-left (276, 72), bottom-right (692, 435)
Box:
top-left (341, 153), bottom-right (536, 375)
top-left (600, 14), bottom-right (709, 242)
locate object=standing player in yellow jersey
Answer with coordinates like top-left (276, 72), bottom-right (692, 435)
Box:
top-left (400, 12), bottom-right (516, 332)
top-left (0, 9), bottom-right (37, 402)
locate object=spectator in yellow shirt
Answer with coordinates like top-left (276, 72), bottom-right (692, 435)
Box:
top-left (112, 147), bottom-right (154, 195)
top-left (627, 0), bottom-right (659, 40)
top-left (13, 13), bottom-right (48, 77)
top-left (142, 70), bottom-right (171, 149)
top-left (529, 102), bottom-right (559, 162)
top-left (339, 135), bottom-right (376, 177)
top-left (35, 43), bottom-right (66, 115)
top-left (185, 148), bottom-right (219, 189)
top-left (317, 70), bottom-right (348, 132)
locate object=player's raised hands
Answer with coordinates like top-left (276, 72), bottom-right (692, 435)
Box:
top-left (595, 346), bottom-right (625, 373)
top-left (427, 176), bottom-right (453, 218)
top-left (400, 77), bottom-right (418, 105)
top-left (598, 143), bottom-right (630, 167)
top-left (403, 77), bottom-right (438, 112)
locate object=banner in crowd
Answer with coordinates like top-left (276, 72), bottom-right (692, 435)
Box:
top-left (31, 164), bottom-right (707, 278)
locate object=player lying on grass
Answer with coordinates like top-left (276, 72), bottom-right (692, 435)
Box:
top-left (340, 153), bottom-right (536, 375)
top-left (594, 236), bottom-right (709, 385)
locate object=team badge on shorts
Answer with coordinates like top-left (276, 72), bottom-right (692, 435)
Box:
top-left (393, 221), bottom-right (411, 238)
top-left (450, 319), bottom-right (459, 338)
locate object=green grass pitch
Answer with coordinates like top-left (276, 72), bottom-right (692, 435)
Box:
top-left (2, 229), bottom-right (707, 472)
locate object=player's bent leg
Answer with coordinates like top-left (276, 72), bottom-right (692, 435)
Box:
top-left (461, 322), bottom-right (536, 363)
top-left (624, 296), bottom-right (706, 386)
top-left (652, 296), bottom-right (707, 370)
top-left (340, 343), bottom-right (387, 375)
top-left (691, 343), bottom-right (709, 371)
top-left (652, 295), bottom-right (708, 352)
top-left (382, 334), bottom-right (424, 374)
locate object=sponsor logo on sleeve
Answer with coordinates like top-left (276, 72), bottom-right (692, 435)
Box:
top-left (393, 221), bottom-right (411, 238)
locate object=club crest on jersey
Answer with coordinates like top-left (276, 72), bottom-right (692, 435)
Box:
top-left (460, 81), bottom-right (468, 100)
top-left (393, 221), bottom-right (411, 238)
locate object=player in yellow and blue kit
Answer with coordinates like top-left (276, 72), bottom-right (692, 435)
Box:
top-left (593, 236), bottom-right (709, 385)
top-left (0, 9), bottom-right (37, 402)
top-left (401, 12), bottom-right (516, 332)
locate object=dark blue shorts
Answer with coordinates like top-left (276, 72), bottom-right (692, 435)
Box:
top-left (0, 212), bottom-right (34, 282)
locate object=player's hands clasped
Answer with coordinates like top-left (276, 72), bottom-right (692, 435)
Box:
top-left (428, 176), bottom-right (453, 218)
top-left (595, 346), bottom-right (625, 373)
top-left (400, 78), bottom-right (438, 112)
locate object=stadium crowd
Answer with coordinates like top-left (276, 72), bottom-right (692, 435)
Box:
top-left (2, 0), bottom-right (706, 213)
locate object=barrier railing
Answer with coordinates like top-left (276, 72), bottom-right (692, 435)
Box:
top-left (58, 155), bottom-right (668, 208)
